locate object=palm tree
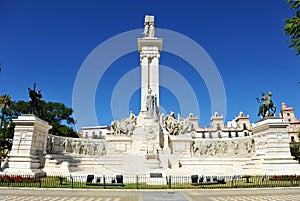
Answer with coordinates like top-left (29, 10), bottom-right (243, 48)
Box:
top-left (0, 94), bottom-right (12, 128)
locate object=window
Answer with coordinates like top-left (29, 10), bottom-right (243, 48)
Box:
top-left (235, 132), bottom-right (239, 137)
top-left (287, 113), bottom-right (290, 116)
top-left (217, 123), bottom-right (221, 130)
top-left (218, 132), bottom-right (222, 138)
top-left (291, 136), bottom-right (295, 142)
top-left (202, 132), bottom-right (205, 139)
top-left (229, 132), bottom-right (232, 138)
top-left (209, 132), bottom-right (212, 138)
top-left (243, 123), bottom-right (247, 130)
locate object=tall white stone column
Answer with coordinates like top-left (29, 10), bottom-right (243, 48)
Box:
top-left (137, 15), bottom-right (163, 116)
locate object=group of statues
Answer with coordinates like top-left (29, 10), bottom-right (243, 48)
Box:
top-left (164, 111), bottom-right (194, 135)
top-left (47, 135), bottom-right (106, 156)
top-left (192, 138), bottom-right (254, 157)
top-left (110, 86), bottom-right (194, 136)
top-left (110, 111), bottom-right (137, 135)
top-left (143, 15), bottom-right (155, 38)
top-left (257, 91), bottom-right (276, 118)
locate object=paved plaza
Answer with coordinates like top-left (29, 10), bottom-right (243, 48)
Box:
top-left (0, 187), bottom-right (299, 201)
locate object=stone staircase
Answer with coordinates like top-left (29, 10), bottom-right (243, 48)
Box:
top-left (43, 154), bottom-right (124, 175)
top-left (175, 156), bottom-right (254, 176)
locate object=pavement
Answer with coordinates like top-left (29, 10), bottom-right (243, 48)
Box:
top-left (0, 187), bottom-right (299, 201)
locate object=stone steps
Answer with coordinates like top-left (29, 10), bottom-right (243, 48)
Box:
top-left (179, 157), bottom-right (251, 165)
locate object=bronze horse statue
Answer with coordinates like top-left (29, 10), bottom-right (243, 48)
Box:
top-left (28, 83), bottom-right (43, 116)
top-left (257, 91), bottom-right (276, 118)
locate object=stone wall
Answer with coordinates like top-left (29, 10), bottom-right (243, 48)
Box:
top-left (47, 135), bottom-right (107, 157)
top-left (192, 137), bottom-right (254, 157)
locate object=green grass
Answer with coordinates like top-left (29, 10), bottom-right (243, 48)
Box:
top-left (0, 175), bottom-right (299, 189)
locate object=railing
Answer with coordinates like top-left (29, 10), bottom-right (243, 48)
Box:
top-left (0, 174), bottom-right (300, 189)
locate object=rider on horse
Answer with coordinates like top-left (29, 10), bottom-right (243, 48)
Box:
top-left (257, 91), bottom-right (276, 118)
top-left (28, 83), bottom-right (43, 116)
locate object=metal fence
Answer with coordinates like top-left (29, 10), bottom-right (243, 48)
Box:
top-left (0, 174), bottom-right (300, 189)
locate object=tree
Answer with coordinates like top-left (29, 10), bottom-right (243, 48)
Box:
top-left (284, 0), bottom-right (300, 55)
top-left (39, 101), bottom-right (78, 138)
top-left (0, 94), bottom-right (12, 127)
top-left (9, 100), bottom-right (78, 138)
top-left (0, 94), bottom-right (13, 163)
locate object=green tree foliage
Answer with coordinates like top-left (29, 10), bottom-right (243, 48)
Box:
top-left (3, 99), bottom-right (78, 139)
top-left (0, 94), bottom-right (14, 161)
top-left (290, 141), bottom-right (300, 162)
top-left (0, 94), bottom-right (12, 127)
top-left (284, 0), bottom-right (300, 55)
top-left (40, 101), bottom-right (78, 138)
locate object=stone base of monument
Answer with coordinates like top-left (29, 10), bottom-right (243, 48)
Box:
top-left (106, 135), bottom-right (133, 153)
top-left (4, 115), bottom-right (52, 177)
top-left (34, 115), bottom-right (300, 177)
top-left (131, 118), bottom-right (162, 154)
top-left (168, 156), bottom-right (252, 176)
top-left (42, 155), bottom-right (70, 176)
top-left (136, 111), bottom-right (148, 127)
top-left (144, 154), bottom-right (161, 169)
top-left (168, 134), bottom-right (193, 155)
top-left (248, 117), bottom-right (300, 175)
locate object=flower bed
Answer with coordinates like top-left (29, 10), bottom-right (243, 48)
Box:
top-left (0, 175), bottom-right (40, 183)
top-left (270, 175), bottom-right (300, 181)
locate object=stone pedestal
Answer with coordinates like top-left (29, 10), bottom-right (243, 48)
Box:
top-left (5, 115), bottom-right (52, 176)
top-left (168, 134), bottom-right (193, 155)
top-left (250, 117), bottom-right (300, 175)
top-left (106, 135), bottom-right (132, 153)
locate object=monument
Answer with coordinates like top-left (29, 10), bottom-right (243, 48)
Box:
top-left (246, 92), bottom-right (300, 175)
top-left (4, 84), bottom-right (51, 176)
top-left (3, 16), bottom-right (300, 178)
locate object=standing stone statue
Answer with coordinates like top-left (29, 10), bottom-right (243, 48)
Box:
top-left (148, 21), bottom-right (155, 37)
top-left (146, 88), bottom-right (159, 121)
top-left (143, 15), bottom-right (155, 38)
top-left (143, 21), bottom-right (150, 37)
top-left (146, 88), bottom-right (155, 118)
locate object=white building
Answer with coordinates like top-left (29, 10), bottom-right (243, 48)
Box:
top-left (193, 111), bottom-right (252, 139)
top-left (79, 126), bottom-right (108, 139)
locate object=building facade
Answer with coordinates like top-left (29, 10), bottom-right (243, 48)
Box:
top-left (280, 102), bottom-right (300, 142)
top-left (193, 111), bottom-right (252, 139)
top-left (79, 126), bottom-right (108, 139)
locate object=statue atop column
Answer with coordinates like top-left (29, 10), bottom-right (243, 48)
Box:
top-left (143, 15), bottom-right (155, 38)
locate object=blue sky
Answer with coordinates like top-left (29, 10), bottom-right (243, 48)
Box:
top-left (0, 0), bottom-right (299, 130)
